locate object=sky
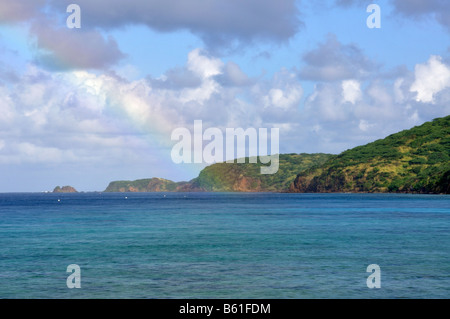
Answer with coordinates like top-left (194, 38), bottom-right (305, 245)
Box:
top-left (0, 0), bottom-right (449, 192)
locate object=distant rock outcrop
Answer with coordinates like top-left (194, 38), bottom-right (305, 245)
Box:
top-left (53, 186), bottom-right (78, 193)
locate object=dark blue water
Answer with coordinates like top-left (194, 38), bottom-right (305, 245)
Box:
top-left (0, 192), bottom-right (449, 298)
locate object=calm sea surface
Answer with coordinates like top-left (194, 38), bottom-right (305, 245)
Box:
top-left (0, 192), bottom-right (448, 299)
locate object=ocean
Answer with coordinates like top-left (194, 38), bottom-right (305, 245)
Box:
top-left (0, 192), bottom-right (449, 299)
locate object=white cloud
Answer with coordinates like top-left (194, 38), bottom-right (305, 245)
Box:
top-left (394, 78), bottom-right (405, 103)
top-left (187, 49), bottom-right (223, 79)
top-left (299, 60), bottom-right (450, 154)
top-left (1, 48), bottom-right (449, 171)
top-left (305, 83), bottom-right (349, 121)
top-left (358, 119), bottom-right (374, 132)
top-left (0, 87), bottom-right (15, 125)
top-left (260, 69), bottom-right (303, 111)
top-left (176, 49), bottom-right (224, 104)
top-left (410, 55), bottom-right (450, 103)
top-left (219, 62), bottom-right (251, 87)
top-left (265, 86), bottom-right (303, 110)
top-left (342, 79), bottom-right (361, 104)
top-left (367, 82), bottom-right (394, 108)
top-left (17, 142), bottom-right (77, 163)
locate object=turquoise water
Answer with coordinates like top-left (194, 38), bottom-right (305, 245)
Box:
top-left (0, 192), bottom-right (449, 299)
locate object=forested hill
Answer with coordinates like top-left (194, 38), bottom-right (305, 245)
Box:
top-left (104, 116), bottom-right (449, 194)
top-left (104, 154), bottom-right (333, 192)
top-left (290, 115), bottom-right (450, 194)
top-left (188, 153), bottom-right (333, 192)
top-left (104, 178), bottom-right (189, 192)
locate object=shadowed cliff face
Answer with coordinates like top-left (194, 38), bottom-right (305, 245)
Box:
top-left (186, 153), bottom-right (333, 192)
top-left (290, 116), bottom-right (450, 194)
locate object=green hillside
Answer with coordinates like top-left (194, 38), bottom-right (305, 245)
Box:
top-left (103, 116), bottom-right (449, 194)
top-left (290, 116), bottom-right (450, 194)
top-left (103, 153), bottom-right (333, 193)
top-left (104, 178), bottom-right (187, 192)
top-left (189, 153), bottom-right (333, 192)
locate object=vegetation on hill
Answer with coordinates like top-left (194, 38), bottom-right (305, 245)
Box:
top-left (189, 153), bottom-right (333, 192)
top-left (104, 178), bottom-right (189, 192)
top-left (103, 116), bottom-right (449, 194)
top-left (103, 154), bottom-right (332, 192)
top-left (290, 116), bottom-right (450, 194)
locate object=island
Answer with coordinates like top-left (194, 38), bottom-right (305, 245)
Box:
top-left (53, 186), bottom-right (78, 193)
